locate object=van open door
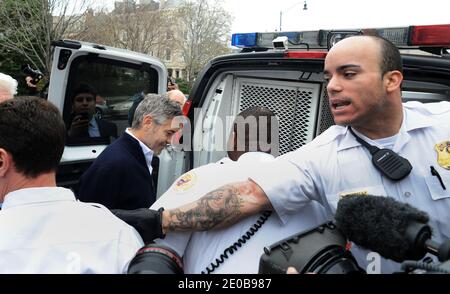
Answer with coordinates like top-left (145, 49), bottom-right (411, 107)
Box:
top-left (48, 40), bottom-right (183, 197)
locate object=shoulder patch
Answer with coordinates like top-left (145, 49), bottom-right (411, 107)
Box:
top-left (172, 171), bottom-right (198, 193)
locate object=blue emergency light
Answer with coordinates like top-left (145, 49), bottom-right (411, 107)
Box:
top-left (231, 33), bottom-right (258, 48)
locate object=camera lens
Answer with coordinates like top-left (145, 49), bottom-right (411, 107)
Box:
top-left (128, 244), bottom-right (183, 274)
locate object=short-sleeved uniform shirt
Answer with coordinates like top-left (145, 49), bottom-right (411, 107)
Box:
top-left (251, 101), bottom-right (450, 273)
top-left (151, 152), bottom-right (330, 273)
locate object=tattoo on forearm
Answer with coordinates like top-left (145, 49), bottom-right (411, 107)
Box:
top-left (167, 185), bottom-right (244, 231)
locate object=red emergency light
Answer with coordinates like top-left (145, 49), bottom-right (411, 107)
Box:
top-left (410, 24), bottom-right (450, 46)
top-left (285, 52), bottom-right (327, 59)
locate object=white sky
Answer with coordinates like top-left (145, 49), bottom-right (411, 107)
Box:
top-left (222, 0), bottom-right (450, 33)
top-left (96, 0), bottom-right (450, 33)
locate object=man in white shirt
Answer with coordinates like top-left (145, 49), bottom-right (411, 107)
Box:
top-left (0, 97), bottom-right (144, 273)
top-left (160, 36), bottom-right (450, 273)
top-left (151, 106), bottom-right (329, 273)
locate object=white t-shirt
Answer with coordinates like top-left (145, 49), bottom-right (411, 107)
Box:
top-left (0, 187), bottom-right (144, 274)
top-left (151, 152), bottom-right (330, 273)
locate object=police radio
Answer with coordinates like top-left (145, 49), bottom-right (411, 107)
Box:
top-left (348, 127), bottom-right (412, 181)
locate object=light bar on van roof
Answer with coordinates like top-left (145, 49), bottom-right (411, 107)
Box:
top-left (231, 31), bottom-right (327, 49)
top-left (231, 24), bottom-right (450, 50)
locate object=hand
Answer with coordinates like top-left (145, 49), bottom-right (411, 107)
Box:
top-left (167, 83), bottom-right (179, 91)
top-left (287, 267), bottom-right (299, 274)
top-left (67, 114), bottom-right (90, 138)
top-left (25, 76), bottom-right (37, 88)
top-left (111, 208), bottom-right (165, 244)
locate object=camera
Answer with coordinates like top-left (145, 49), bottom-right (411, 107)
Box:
top-left (22, 64), bottom-right (44, 85)
top-left (70, 111), bottom-right (91, 123)
top-left (272, 36), bottom-right (289, 50)
top-left (259, 222), bottom-right (364, 274)
top-left (258, 220), bottom-right (450, 274)
top-left (259, 194), bottom-right (450, 274)
top-left (334, 194), bottom-right (450, 274)
top-left (127, 243), bottom-right (184, 274)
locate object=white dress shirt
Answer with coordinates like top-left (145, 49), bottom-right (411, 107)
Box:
top-left (88, 117), bottom-right (100, 137)
top-left (126, 128), bottom-right (154, 175)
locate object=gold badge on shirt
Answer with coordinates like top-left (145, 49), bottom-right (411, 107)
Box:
top-left (435, 140), bottom-right (450, 170)
top-left (172, 171), bottom-right (197, 193)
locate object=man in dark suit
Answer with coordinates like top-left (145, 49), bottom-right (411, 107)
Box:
top-left (67, 84), bottom-right (118, 141)
top-left (77, 93), bottom-right (183, 209)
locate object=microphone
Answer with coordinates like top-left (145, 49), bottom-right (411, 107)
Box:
top-left (334, 195), bottom-right (449, 262)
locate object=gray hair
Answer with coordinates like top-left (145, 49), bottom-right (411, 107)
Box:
top-left (0, 73), bottom-right (18, 97)
top-left (132, 93), bottom-right (182, 128)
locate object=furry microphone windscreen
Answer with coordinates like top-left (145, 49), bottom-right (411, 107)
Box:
top-left (335, 195), bottom-right (429, 262)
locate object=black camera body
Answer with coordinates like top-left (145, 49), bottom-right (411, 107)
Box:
top-left (259, 222), bottom-right (364, 274)
top-left (22, 64), bottom-right (44, 85)
top-left (73, 112), bottom-right (91, 121)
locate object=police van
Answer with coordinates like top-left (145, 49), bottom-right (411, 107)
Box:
top-left (49, 24), bottom-right (450, 198)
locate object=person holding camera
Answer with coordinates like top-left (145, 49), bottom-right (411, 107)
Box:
top-left (0, 97), bottom-right (144, 273)
top-left (0, 72), bottom-right (18, 103)
top-left (153, 35), bottom-right (450, 274)
top-left (67, 83), bottom-right (118, 141)
top-left (22, 65), bottom-right (49, 98)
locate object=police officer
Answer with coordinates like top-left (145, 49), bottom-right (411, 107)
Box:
top-left (0, 97), bottom-right (143, 273)
top-left (150, 106), bottom-right (329, 273)
top-left (160, 35), bottom-right (450, 273)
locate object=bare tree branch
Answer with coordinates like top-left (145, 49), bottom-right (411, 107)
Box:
top-left (178, 0), bottom-right (232, 84)
top-left (0, 0), bottom-right (92, 75)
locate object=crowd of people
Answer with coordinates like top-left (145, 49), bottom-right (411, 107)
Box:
top-left (0, 35), bottom-right (449, 274)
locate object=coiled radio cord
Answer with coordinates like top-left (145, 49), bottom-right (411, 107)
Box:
top-left (202, 210), bottom-right (272, 274)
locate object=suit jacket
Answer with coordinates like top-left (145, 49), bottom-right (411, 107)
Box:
top-left (96, 118), bottom-right (118, 139)
top-left (77, 132), bottom-right (156, 209)
top-left (66, 117), bottom-right (118, 146)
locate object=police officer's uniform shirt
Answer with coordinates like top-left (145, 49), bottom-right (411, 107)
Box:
top-left (0, 187), bottom-right (144, 273)
top-left (250, 101), bottom-right (450, 273)
top-left (151, 152), bottom-right (330, 274)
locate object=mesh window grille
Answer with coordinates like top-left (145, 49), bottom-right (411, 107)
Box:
top-left (238, 81), bottom-right (319, 155)
top-left (317, 87), bottom-right (335, 135)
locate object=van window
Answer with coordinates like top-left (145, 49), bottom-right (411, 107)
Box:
top-left (63, 56), bottom-right (158, 146)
